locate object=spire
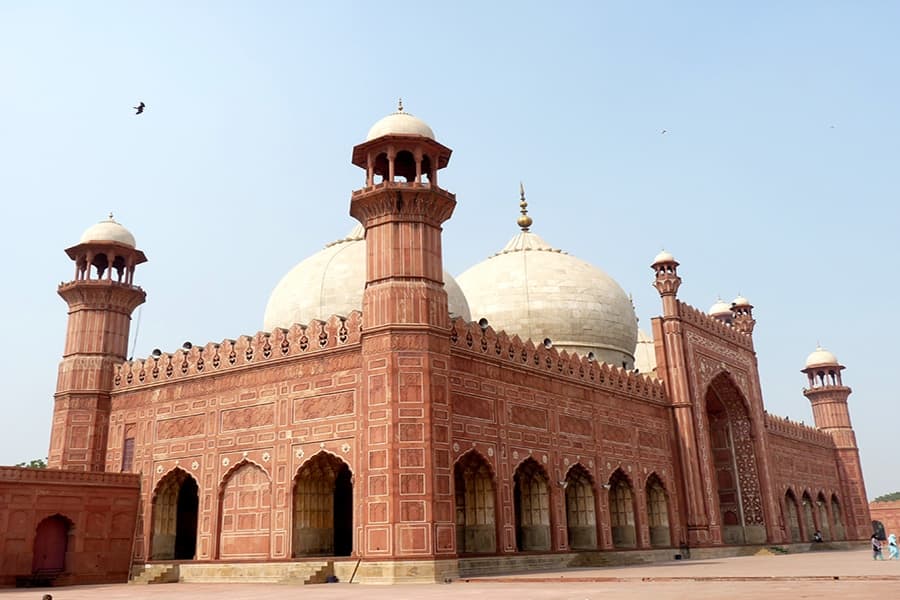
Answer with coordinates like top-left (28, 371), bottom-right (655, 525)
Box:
top-left (397, 97), bottom-right (404, 113)
top-left (517, 182), bottom-right (533, 231)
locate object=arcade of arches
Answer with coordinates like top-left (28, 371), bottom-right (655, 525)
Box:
top-left (783, 490), bottom-right (846, 543)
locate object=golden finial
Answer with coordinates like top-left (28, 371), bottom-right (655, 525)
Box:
top-left (108, 212), bottom-right (114, 221)
top-left (397, 97), bottom-right (404, 113)
top-left (517, 181), bottom-right (533, 231)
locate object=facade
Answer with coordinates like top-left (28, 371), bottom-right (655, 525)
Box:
top-left (36, 106), bottom-right (871, 583)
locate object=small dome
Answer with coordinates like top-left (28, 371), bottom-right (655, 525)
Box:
top-left (709, 298), bottom-right (732, 318)
top-left (805, 346), bottom-right (839, 368)
top-left (652, 249), bottom-right (675, 265)
top-left (79, 214), bottom-right (136, 248)
top-left (264, 225), bottom-right (470, 330)
top-left (366, 101), bottom-right (435, 141)
top-left (732, 295), bottom-right (751, 307)
top-left (458, 230), bottom-right (637, 368)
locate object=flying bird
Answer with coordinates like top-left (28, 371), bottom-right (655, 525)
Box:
top-left (660, 129), bottom-right (667, 134)
top-left (133, 102), bottom-right (145, 115)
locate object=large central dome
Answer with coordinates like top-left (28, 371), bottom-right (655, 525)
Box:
top-left (456, 196), bottom-right (637, 368)
top-left (264, 225), bottom-right (471, 331)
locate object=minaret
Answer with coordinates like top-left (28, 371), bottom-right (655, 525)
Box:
top-left (802, 346), bottom-right (870, 539)
top-left (349, 103), bottom-right (458, 580)
top-left (50, 215), bottom-right (147, 471)
top-left (650, 251), bottom-right (710, 545)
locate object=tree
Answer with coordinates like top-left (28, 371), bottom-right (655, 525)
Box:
top-left (873, 491), bottom-right (900, 502)
top-left (14, 458), bottom-right (47, 469)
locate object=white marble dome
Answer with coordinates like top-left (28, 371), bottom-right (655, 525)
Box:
top-left (709, 298), bottom-right (732, 318)
top-left (805, 346), bottom-right (839, 369)
top-left (366, 103), bottom-right (435, 141)
top-left (457, 230), bottom-right (638, 368)
top-left (652, 249), bottom-right (675, 265)
top-left (263, 225), bottom-right (471, 331)
top-left (79, 215), bottom-right (136, 248)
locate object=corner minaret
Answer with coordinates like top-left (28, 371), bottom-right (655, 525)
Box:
top-left (50, 215), bottom-right (147, 471)
top-left (801, 346), bottom-right (870, 539)
top-left (349, 104), bottom-right (458, 580)
top-left (731, 295), bottom-right (756, 335)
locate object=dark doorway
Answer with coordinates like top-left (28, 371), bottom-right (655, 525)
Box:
top-left (333, 466), bottom-right (353, 556)
top-left (174, 476), bottom-right (199, 559)
top-left (32, 515), bottom-right (70, 574)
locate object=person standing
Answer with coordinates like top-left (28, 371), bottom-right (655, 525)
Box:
top-left (873, 533), bottom-right (884, 560)
top-left (889, 533), bottom-right (899, 560)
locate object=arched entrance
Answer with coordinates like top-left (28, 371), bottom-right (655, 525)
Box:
top-left (831, 495), bottom-right (846, 540)
top-left (816, 492), bottom-right (831, 541)
top-left (564, 464), bottom-right (597, 549)
top-left (608, 469), bottom-right (637, 548)
top-left (454, 450), bottom-right (497, 554)
top-left (292, 452), bottom-right (353, 557)
top-left (646, 474), bottom-right (672, 547)
top-left (785, 490), bottom-right (802, 542)
top-left (801, 492), bottom-right (815, 541)
top-left (32, 515), bottom-right (70, 575)
top-left (151, 469), bottom-right (199, 560)
top-left (705, 373), bottom-right (766, 544)
top-left (513, 458), bottom-right (550, 551)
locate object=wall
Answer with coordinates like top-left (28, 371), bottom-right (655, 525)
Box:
top-left (0, 467), bottom-right (140, 587)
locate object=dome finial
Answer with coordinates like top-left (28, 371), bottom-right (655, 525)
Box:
top-left (108, 212), bottom-right (114, 221)
top-left (517, 181), bottom-right (533, 231)
top-left (397, 97), bottom-right (404, 113)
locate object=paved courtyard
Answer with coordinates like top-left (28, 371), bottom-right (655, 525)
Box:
top-left (2, 549), bottom-right (900, 600)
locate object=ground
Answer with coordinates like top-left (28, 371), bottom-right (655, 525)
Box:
top-left (4, 549), bottom-right (900, 600)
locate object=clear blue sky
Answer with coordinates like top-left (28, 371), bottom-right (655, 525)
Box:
top-left (1, 2), bottom-right (897, 498)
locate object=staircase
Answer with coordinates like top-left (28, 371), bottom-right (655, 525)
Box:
top-left (130, 564), bottom-right (179, 584)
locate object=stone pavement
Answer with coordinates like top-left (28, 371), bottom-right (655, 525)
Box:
top-left (3, 549), bottom-right (900, 600)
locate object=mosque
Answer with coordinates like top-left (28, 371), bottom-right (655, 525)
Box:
top-left (0, 105), bottom-right (871, 585)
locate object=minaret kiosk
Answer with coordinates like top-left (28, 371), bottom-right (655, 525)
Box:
top-left (50, 215), bottom-right (147, 472)
top-left (349, 102), bottom-right (458, 582)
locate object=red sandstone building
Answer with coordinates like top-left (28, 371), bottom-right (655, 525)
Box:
top-left (2, 105), bottom-right (872, 585)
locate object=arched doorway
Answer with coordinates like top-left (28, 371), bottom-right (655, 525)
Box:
top-left (564, 464), bottom-right (597, 549)
top-left (705, 373), bottom-right (766, 544)
top-left (151, 469), bottom-right (199, 560)
top-left (32, 515), bottom-right (70, 575)
top-left (218, 461), bottom-right (271, 560)
top-left (608, 469), bottom-right (636, 548)
top-left (831, 495), bottom-right (846, 540)
top-left (646, 474), bottom-right (672, 547)
top-left (513, 458), bottom-right (550, 551)
top-left (292, 452), bottom-right (353, 557)
top-left (816, 492), bottom-right (831, 541)
top-left (801, 492), bottom-right (815, 541)
top-left (784, 490), bottom-right (802, 542)
top-left (454, 451), bottom-right (497, 554)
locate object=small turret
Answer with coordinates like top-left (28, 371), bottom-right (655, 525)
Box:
top-left (731, 295), bottom-right (756, 335)
top-left (651, 250), bottom-right (681, 316)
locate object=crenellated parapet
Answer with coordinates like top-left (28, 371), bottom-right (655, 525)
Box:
top-left (764, 411), bottom-right (835, 447)
top-left (113, 312), bottom-right (362, 390)
top-left (0, 465), bottom-right (141, 487)
top-left (678, 300), bottom-right (754, 350)
top-left (448, 317), bottom-right (665, 402)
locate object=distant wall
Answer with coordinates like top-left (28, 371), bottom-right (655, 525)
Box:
top-left (0, 467), bottom-right (140, 587)
top-left (870, 500), bottom-right (900, 538)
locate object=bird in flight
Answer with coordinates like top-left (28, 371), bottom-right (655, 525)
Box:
top-left (133, 102), bottom-right (146, 115)
top-left (660, 129), bottom-right (667, 134)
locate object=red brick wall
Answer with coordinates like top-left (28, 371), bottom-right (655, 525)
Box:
top-left (870, 501), bottom-right (900, 538)
top-left (0, 467), bottom-right (140, 586)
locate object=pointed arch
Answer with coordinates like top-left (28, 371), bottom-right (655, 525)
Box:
top-left (32, 514), bottom-right (72, 575)
top-left (830, 494), bottom-right (846, 540)
top-left (150, 467), bottom-right (199, 560)
top-left (608, 468), bottom-right (637, 548)
top-left (564, 463), bottom-right (597, 549)
top-left (292, 451), bottom-right (352, 557)
top-left (800, 491), bottom-right (815, 541)
top-left (218, 460), bottom-right (272, 560)
top-left (784, 489), bottom-right (802, 542)
top-left (815, 491), bottom-right (830, 541)
top-left (705, 372), bottom-right (766, 544)
top-left (645, 473), bottom-right (672, 547)
top-left (453, 449), bottom-right (497, 554)
top-left (513, 457), bottom-right (551, 551)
